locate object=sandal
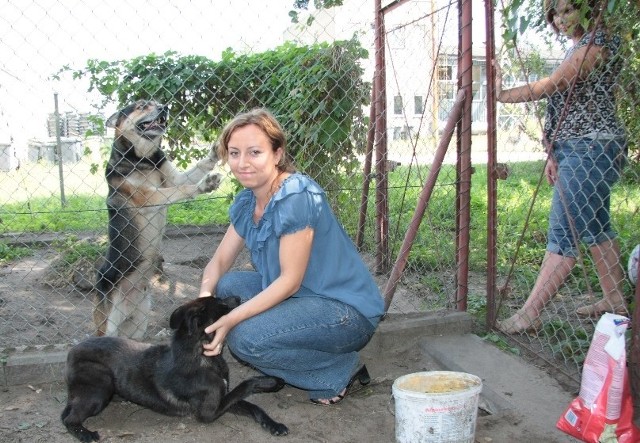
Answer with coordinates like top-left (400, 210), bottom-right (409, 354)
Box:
top-left (310, 365), bottom-right (371, 406)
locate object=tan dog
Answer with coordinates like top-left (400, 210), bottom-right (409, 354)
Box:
top-left (94, 100), bottom-right (222, 339)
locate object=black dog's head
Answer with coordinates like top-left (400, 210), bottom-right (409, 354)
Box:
top-left (169, 297), bottom-right (241, 342)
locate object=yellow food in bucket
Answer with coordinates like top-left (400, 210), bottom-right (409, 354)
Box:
top-left (398, 373), bottom-right (479, 393)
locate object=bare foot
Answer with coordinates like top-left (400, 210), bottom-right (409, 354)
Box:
top-left (576, 298), bottom-right (628, 318)
top-left (496, 311), bottom-right (541, 334)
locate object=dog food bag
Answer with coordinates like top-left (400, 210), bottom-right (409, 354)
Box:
top-left (556, 313), bottom-right (640, 442)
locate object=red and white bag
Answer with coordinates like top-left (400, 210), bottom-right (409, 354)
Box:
top-left (556, 313), bottom-right (640, 442)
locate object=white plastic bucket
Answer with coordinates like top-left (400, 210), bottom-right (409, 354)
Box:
top-left (392, 371), bottom-right (482, 443)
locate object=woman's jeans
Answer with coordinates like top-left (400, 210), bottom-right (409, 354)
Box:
top-left (216, 271), bottom-right (379, 399)
top-left (547, 136), bottom-right (626, 257)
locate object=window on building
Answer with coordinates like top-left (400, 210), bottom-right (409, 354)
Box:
top-left (394, 95), bottom-right (403, 114)
top-left (414, 96), bottom-right (424, 115)
top-left (437, 60), bottom-right (455, 101)
top-left (437, 65), bottom-right (453, 81)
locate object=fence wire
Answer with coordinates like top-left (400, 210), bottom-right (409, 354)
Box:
top-left (1, 0), bottom-right (639, 391)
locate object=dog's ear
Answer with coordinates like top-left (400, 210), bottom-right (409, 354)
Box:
top-left (169, 302), bottom-right (187, 330)
top-left (106, 102), bottom-right (138, 128)
top-left (169, 299), bottom-right (203, 331)
top-left (169, 298), bottom-right (213, 336)
top-left (105, 110), bottom-right (123, 128)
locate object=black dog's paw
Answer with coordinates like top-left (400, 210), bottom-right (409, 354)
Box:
top-left (269, 423), bottom-right (289, 437)
top-left (262, 420), bottom-right (289, 437)
top-left (253, 376), bottom-right (286, 392)
top-left (67, 425), bottom-right (100, 442)
top-left (272, 377), bottom-right (286, 391)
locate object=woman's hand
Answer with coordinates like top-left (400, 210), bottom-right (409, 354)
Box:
top-left (202, 314), bottom-right (234, 356)
top-left (544, 157), bottom-right (558, 185)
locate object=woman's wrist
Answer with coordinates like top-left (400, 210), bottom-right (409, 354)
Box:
top-left (198, 291), bottom-right (212, 298)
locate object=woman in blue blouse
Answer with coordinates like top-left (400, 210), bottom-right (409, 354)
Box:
top-left (495, 0), bottom-right (628, 334)
top-left (198, 108), bottom-right (384, 404)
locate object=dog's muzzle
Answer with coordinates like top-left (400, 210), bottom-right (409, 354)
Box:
top-left (136, 106), bottom-right (168, 139)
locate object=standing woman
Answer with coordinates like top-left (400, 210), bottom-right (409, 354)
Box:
top-left (496, 0), bottom-right (628, 333)
top-left (198, 108), bottom-right (384, 404)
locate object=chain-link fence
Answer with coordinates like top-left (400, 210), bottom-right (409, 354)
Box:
top-left (1, 0), bottom-right (639, 396)
top-left (1, 0), bottom-right (465, 350)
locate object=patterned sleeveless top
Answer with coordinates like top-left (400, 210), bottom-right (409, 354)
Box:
top-left (544, 28), bottom-right (624, 142)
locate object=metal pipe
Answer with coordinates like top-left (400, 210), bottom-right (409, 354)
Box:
top-left (383, 90), bottom-right (466, 312)
top-left (53, 93), bottom-right (67, 207)
top-left (484, 0), bottom-right (498, 327)
top-left (455, 0), bottom-right (473, 311)
top-left (356, 85), bottom-right (376, 249)
top-left (374, 0), bottom-right (390, 274)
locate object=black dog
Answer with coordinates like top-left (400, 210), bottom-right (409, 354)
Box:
top-left (61, 297), bottom-right (289, 442)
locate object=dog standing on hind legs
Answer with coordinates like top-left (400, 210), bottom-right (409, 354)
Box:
top-left (94, 100), bottom-right (222, 339)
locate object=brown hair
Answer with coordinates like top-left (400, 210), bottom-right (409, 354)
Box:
top-left (216, 108), bottom-right (296, 173)
top-left (544, 0), bottom-right (601, 35)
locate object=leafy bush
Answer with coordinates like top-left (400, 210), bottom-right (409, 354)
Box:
top-left (59, 39), bottom-right (371, 189)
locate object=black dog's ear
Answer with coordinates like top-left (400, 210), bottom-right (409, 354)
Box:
top-left (169, 302), bottom-right (187, 330)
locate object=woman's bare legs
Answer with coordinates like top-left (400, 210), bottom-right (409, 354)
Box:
top-left (576, 239), bottom-right (628, 317)
top-left (497, 251), bottom-right (576, 334)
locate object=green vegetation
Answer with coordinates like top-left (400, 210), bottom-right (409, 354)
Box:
top-left (0, 242), bottom-right (32, 266)
top-left (57, 39), bottom-right (370, 190)
top-left (0, 194), bottom-right (231, 234)
top-left (3, 160), bottom-right (638, 279)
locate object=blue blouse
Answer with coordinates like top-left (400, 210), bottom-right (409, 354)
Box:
top-left (229, 173), bottom-right (384, 324)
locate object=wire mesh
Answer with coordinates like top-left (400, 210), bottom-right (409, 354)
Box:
top-left (0, 0), bottom-right (639, 391)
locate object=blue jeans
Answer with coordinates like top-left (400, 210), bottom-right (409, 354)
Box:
top-left (547, 136), bottom-right (626, 257)
top-left (216, 271), bottom-right (379, 399)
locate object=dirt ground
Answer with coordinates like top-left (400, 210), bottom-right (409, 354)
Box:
top-left (0, 341), bottom-right (479, 443)
top-left (0, 229), bottom-right (578, 442)
top-left (0, 226), bottom-right (441, 350)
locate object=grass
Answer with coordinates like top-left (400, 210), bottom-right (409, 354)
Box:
top-left (2, 159), bottom-right (639, 279)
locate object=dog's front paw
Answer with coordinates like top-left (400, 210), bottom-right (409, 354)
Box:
top-left (253, 376), bottom-right (286, 393)
top-left (197, 172), bottom-right (222, 193)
